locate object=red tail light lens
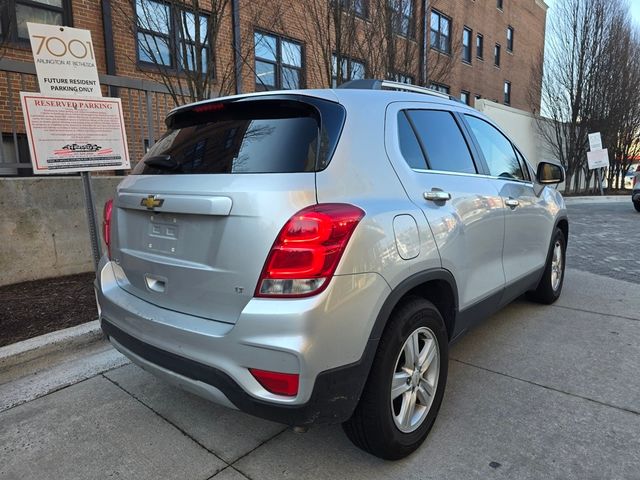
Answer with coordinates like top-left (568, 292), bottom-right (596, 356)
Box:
top-left (634, 175), bottom-right (638, 187)
top-left (249, 368), bottom-right (299, 396)
top-left (102, 198), bottom-right (113, 259)
top-left (255, 203), bottom-right (365, 297)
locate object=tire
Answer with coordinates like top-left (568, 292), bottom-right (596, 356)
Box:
top-left (527, 228), bottom-right (566, 304)
top-left (634, 201), bottom-right (640, 213)
top-left (342, 297), bottom-right (448, 460)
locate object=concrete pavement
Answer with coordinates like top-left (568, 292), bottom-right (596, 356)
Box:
top-left (1, 266), bottom-right (638, 479)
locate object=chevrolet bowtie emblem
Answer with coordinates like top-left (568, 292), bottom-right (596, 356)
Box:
top-left (141, 195), bottom-right (164, 210)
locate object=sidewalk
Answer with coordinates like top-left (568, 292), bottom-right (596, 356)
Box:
top-left (563, 194), bottom-right (630, 204)
top-left (1, 267), bottom-right (639, 479)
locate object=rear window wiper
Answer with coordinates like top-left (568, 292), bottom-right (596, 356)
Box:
top-left (144, 155), bottom-right (180, 171)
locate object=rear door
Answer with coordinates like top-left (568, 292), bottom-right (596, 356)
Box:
top-left (110, 95), bottom-right (345, 324)
top-left (386, 103), bottom-right (506, 315)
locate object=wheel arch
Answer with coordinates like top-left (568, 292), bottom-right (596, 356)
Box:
top-left (370, 269), bottom-right (459, 342)
top-left (556, 216), bottom-right (569, 244)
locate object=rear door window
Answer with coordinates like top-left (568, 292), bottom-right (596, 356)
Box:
top-left (398, 112), bottom-right (428, 169)
top-left (133, 99), bottom-right (343, 174)
top-left (402, 110), bottom-right (477, 174)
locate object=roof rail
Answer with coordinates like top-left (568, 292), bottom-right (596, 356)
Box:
top-left (337, 79), bottom-right (462, 103)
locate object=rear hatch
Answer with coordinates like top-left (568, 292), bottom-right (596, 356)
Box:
top-left (110, 94), bottom-right (345, 324)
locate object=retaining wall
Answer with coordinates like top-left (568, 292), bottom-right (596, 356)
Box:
top-left (0, 176), bottom-right (120, 286)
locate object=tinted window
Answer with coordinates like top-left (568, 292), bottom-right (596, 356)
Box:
top-left (397, 112), bottom-right (427, 169)
top-left (465, 115), bottom-right (524, 180)
top-left (134, 100), bottom-right (327, 174)
top-left (406, 110), bottom-right (477, 174)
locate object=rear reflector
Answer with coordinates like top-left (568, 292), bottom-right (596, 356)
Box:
top-left (249, 368), bottom-right (299, 396)
top-left (102, 198), bottom-right (113, 259)
top-left (255, 203), bottom-right (365, 298)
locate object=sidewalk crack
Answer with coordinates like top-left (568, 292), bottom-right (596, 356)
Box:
top-left (450, 358), bottom-right (640, 416)
top-left (550, 304), bottom-right (640, 323)
top-left (101, 373), bottom-right (229, 473)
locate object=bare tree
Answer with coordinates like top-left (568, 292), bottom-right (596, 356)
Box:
top-left (300, 0), bottom-right (360, 88)
top-left (534, 0), bottom-right (612, 192)
top-left (590, 8), bottom-right (640, 191)
top-left (423, 0), bottom-right (459, 87)
top-left (114, 0), bottom-right (230, 105)
top-left (215, 0), bottom-right (287, 95)
top-left (535, 0), bottom-right (640, 193)
top-left (0, 0), bottom-right (11, 61)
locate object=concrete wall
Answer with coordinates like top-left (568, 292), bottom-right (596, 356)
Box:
top-left (0, 177), bottom-right (120, 287)
top-left (475, 99), bottom-right (555, 166)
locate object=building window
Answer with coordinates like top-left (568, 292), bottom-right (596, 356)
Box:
top-left (460, 91), bottom-right (470, 105)
top-left (494, 43), bottom-right (501, 67)
top-left (332, 54), bottom-right (365, 87)
top-left (462, 27), bottom-right (472, 63)
top-left (391, 72), bottom-right (414, 84)
top-left (254, 31), bottom-right (303, 90)
top-left (476, 34), bottom-right (484, 59)
top-left (136, 0), bottom-right (210, 72)
top-left (1, 0), bottom-right (72, 41)
top-left (429, 82), bottom-right (450, 94)
top-left (497, 0), bottom-right (504, 10)
top-left (430, 10), bottom-right (451, 54)
top-left (337, 0), bottom-right (368, 18)
top-left (391, 0), bottom-right (413, 37)
top-left (504, 81), bottom-right (511, 105)
top-left (507, 26), bottom-right (514, 52)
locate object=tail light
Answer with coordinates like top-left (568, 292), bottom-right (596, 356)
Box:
top-left (255, 203), bottom-right (365, 298)
top-left (249, 368), bottom-right (299, 396)
top-left (102, 198), bottom-right (113, 259)
top-left (634, 175), bottom-right (638, 187)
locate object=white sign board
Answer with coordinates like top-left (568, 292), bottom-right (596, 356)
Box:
top-left (588, 132), bottom-right (603, 152)
top-left (27, 23), bottom-right (101, 97)
top-left (587, 148), bottom-right (609, 170)
top-left (20, 93), bottom-right (130, 174)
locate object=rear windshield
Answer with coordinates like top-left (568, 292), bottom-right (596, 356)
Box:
top-left (133, 98), bottom-right (342, 175)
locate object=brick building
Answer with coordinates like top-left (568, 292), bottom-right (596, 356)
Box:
top-left (0, 0), bottom-right (547, 174)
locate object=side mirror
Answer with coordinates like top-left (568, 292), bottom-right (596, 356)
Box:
top-left (536, 162), bottom-right (565, 185)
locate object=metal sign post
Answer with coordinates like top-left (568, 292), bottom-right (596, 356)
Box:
top-left (81, 172), bottom-right (102, 271)
top-left (595, 168), bottom-right (604, 196)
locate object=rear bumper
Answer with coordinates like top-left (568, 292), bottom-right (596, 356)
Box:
top-left (95, 257), bottom-right (390, 425)
top-left (102, 319), bottom-right (377, 425)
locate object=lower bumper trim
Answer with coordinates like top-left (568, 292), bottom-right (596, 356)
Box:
top-left (101, 319), bottom-right (376, 426)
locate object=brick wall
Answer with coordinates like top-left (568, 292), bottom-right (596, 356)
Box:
top-left (0, 0), bottom-right (546, 168)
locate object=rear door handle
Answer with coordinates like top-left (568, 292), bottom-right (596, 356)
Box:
top-left (505, 198), bottom-right (520, 209)
top-left (424, 191), bottom-right (452, 202)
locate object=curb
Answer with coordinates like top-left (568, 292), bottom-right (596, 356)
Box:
top-left (0, 320), bottom-right (102, 371)
top-left (564, 195), bottom-right (630, 205)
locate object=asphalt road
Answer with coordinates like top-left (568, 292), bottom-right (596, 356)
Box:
top-left (1, 201), bottom-right (639, 480)
top-left (567, 200), bottom-right (640, 284)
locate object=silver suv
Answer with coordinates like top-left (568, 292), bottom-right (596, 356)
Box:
top-left (96, 80), bottom-right (568, 460)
